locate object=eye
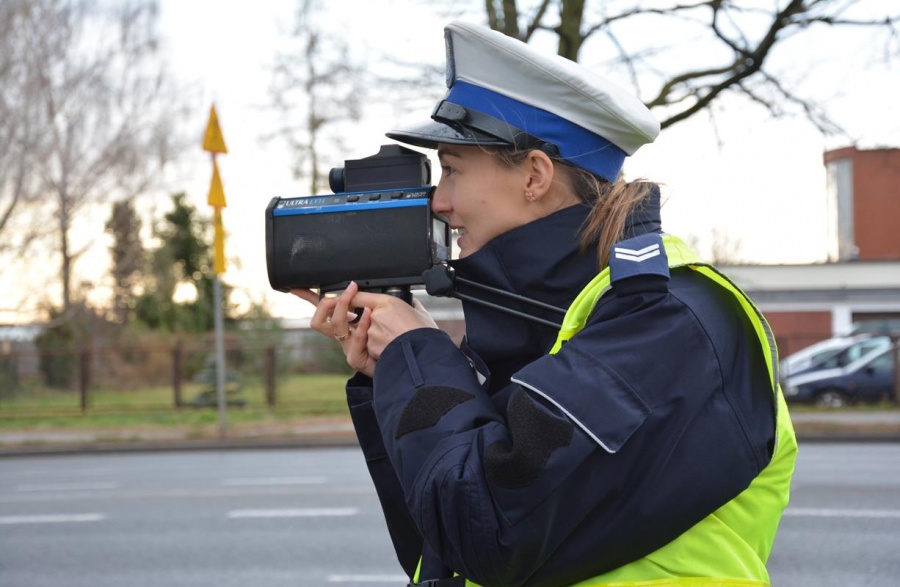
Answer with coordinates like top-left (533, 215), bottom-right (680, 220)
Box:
top-left (441, 165), bottom-right (456, 177)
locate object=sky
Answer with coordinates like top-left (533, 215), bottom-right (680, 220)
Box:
top-left (4, 0), bottom-right (898, 324)
top-left (150, 0), bottom-right (455, 320)
top-left (147, 0), bottom-right (900, 321)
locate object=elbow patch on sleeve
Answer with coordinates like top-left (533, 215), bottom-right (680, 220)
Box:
top-left (485, 390), bottom-right (573, 489)
top-left (395, 386), bottom-right (475, 439)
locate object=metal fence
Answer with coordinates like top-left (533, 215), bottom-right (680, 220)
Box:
top-left (0, 335), bottom-right (352, 415)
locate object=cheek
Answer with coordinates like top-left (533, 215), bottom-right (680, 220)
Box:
top-left (456, 167), bottom-right (525, 243)
top-left (473, 200), bottom-right (517, 244)
top-left (485, 184), bottom-right (527, 231)
top-left (452, 179), bottom-right (489, 218)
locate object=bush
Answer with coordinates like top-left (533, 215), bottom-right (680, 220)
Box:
top-left (0, 354), bottom-right (20, 397)
top-left (34, 316), bottom-right (77, 390)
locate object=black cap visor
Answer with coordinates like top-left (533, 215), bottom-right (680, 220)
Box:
top-left (386, 119), bottom-right (510, 150)
top-left (387, 100), bottom-right (558, 155)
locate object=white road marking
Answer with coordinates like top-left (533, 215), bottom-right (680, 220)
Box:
top-left (16, 482), bottom-right (119, 492)
top-left (0, 486), bottom-right (374, 504)
top-left (786, 507), bottom-right (900, 519)
top-left (227, 507), bottom-right (359, 519)
top-left (221, 477), bottom-right (326, 486)
top-left (0, 513), bottom-right (106, 525)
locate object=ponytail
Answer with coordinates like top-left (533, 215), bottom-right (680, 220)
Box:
top-left (570, 169), bottom-right (658, 269)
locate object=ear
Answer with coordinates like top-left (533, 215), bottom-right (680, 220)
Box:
top-left (523, 149), bottom-right (555, 201)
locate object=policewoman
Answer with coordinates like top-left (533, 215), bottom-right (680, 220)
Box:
top-left (293, 20), bottom-right (798, 587)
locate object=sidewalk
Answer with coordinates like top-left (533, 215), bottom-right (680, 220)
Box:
top-left (1, 410), bottom-right (899, 457)
top-left (0, 416), bottom-right (359, 456)
top-left (787, 409), bottom-right (900, 441)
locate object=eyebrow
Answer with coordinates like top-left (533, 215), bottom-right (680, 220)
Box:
top-left (437, 145), bottom-right (462, 161)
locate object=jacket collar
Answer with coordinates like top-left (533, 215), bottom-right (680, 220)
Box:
top-left (448, 185), bottom-right (661, 390)
top-left (450, 204), bottom-right (597, 389)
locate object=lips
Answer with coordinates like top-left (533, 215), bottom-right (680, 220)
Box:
top-left (452, 228), bottom-right (467, 256)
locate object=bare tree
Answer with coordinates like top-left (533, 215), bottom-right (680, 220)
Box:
top-left (267, 0), bottom-right (366, 194)
top-left (12, 0), bottom-right (189, 314)
top-left (449, 1), bottom-right (900, 134)
top-left (0, 1), bottom-right (44, 257)
top-left (685, 228), bottom-right (744, 264)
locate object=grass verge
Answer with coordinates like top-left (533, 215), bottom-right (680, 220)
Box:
top-left (0, 373), bottom-right (351, 431)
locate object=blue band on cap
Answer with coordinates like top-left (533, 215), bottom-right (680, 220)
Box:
top-left (448, 80), bottom-right (626, 181)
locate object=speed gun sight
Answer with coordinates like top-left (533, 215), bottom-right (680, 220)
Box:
top-left (265, 145), bottom-right (451, 302)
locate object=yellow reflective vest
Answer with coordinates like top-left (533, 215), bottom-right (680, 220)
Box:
top-left (416, 234), bottom-right (798, 587)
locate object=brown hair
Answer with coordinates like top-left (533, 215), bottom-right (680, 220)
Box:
top-left (488, 146), bottom-right (657, 269)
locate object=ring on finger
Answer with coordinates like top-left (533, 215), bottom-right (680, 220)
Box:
top-left (334, 331), bottom-right (350, 342)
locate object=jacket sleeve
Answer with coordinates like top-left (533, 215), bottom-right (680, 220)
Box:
top-left (370, 274), bottom-right (775, 586)
top-left (346, 374), bottom-right (422, 578)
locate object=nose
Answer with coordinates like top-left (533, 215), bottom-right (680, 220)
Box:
top-left (431, 182), bottom-right (451, 215)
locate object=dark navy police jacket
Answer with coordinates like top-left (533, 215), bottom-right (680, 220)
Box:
top-left (346, 188), bottom-right (776, 587)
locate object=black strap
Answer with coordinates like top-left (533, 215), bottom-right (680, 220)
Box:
top-left (431, 99), bottom-right (560, 155)
top-left (412, 541), bottom-right (464, 586)
top-left (408, 578), bottom-right (466, 587)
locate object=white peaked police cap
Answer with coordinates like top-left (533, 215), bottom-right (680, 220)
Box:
top-left (387, 20), bottom-right (660, 182)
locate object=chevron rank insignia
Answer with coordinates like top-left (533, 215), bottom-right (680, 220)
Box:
top-left (609, 233), bottom-right (669, 285)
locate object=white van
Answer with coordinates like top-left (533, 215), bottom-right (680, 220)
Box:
top-left (780, 334), bottom-right (890, 378)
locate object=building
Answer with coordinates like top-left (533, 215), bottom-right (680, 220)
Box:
top-left (824, 146), bottom-right (900, 262)
top-left (727, 146), bottom-right (900, 356)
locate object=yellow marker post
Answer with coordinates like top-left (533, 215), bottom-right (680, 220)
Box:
top-left (203, 105), bottom-right (228, 154)
top-left (208, 158), bottom-right (227, 275)
top-left (203, 104), bottom-right (229, 439)
top-left (213, 208), bottom-right (226, 276)
top-left (208, 157), bottom-right (228, 208)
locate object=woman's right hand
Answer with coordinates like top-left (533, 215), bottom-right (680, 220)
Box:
top-left (291, 282), bottom-right (377, 377)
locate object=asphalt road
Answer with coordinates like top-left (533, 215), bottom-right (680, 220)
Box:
top-left (1, 443), bottom-right (898, 587)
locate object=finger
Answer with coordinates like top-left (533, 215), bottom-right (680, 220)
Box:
top-left (290, 288), bottom-right (338, 337)
top-left (309, 296), bottom-right (338, 334)
top-left (348, 308), bottom-right (364, 325)
top-left (330, 282), bottom-right (359, 340)
top-left (347, 307), bottom-right (376, 376)
top-left (351, 290), bottom-right (392, 308)
top-left (360, 307), bottom-right (386, 361)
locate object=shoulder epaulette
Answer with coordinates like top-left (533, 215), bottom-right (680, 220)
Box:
top-left (609, 233), bottom-right (670, 285)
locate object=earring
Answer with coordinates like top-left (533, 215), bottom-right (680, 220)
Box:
top-left (525, 191), bottom-right (535, 202)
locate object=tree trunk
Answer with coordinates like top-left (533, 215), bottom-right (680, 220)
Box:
top-left (59, 192), bottom-right (72, 313)
top-left (558, 0), bottom-right (586, 60)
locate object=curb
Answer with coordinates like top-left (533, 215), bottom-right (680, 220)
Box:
top-left (2, 426), bottom-right (899, 458)
top-left (0, 417), bottom-right (361, 458)
top-left (0, 435), bottom-right (360, 458)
